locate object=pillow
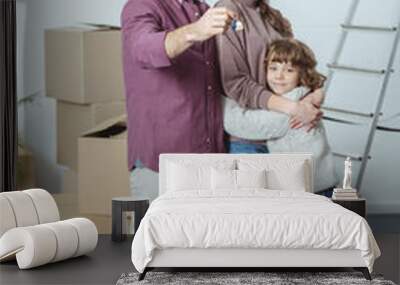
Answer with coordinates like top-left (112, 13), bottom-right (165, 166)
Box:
top-left (237, 169), bottom-right (267, 189)
top-left (211, 169), bottom-right (236, 190)
top-left (267, 163), bottom-right (306, 191)
top-left (166, 160), bottom-right (235, 192)
top-left (211, 169), bottom-right (267, 191)
top-left (238, 158), bottom-right (308, 192)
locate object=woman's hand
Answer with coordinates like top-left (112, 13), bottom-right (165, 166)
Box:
top-left (266, 93), bottom-right (323, 131)
top-left (289, 100), bottom-right (323, 131)
top-left (289, 88), bottom-right (325, 131)
top-left (302, 88), bottom-right (325, 108)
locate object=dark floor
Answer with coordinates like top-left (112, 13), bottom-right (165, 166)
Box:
top-left (0, 240), bottom-right (368, 285)
top-left (0, 235), bottom-right (134, 285)
top-left (1, 231), bottom-right (399, 285)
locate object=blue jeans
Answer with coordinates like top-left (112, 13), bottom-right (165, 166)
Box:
top-left (316, 187), bottom-right (334, 198)
top-left (226, 141), bottom-right (269, 154)
top-left (130, 160), bottom-right (159, 202)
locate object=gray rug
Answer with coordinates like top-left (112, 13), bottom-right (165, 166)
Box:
top-left (116, 271), bottom-right (396, 285)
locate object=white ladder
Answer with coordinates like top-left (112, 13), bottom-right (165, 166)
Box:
top-left (323, 0), bottom-right (400, 191)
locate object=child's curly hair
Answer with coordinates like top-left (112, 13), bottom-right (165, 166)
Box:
top-left (265, 38), bottom-right (326, 91)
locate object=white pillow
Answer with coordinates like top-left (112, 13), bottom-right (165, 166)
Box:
top-left (166, 160), bottom-right (235, 192)
top-left (237, 169), bottom-right (267, 189)
top-left (211, 169), bottom-right (236, 190)
top-left (267, 163), bottom-right (306, 191)
top-left (211, 169), bottom-right (267, 191)
top-left (238, 159), bottom-right (308, 192)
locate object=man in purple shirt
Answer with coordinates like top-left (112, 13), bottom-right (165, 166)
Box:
top-left (121, 0), bottom-right (235, 201)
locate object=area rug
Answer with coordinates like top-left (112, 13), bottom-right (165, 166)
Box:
top-left (116, 271), bottom-right (396, 285)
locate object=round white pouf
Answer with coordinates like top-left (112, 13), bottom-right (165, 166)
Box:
top-left (0, 196), bottom-right (17, 237)
top-left (65, 218), bottom-right (98, 257)
top-left (0, 191), bottom-right (39, 227)
top-left (24, 189), bottom-right (60, 223)
top-left (42, 221), bottom-right (79, 262)
top-left (0, 218), bottom-right (98, 269)
top-left (0, 226), bottom-right (57, 269)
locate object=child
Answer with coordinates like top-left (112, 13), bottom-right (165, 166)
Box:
top-left (223, 38), bottom-right (337, 193)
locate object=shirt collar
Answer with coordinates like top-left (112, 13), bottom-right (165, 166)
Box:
top-left (239, 0), bottom-right (258, 8)
top-left (176, 0), bottom-right (204, 4)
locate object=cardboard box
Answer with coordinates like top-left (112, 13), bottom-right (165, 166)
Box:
top-left (52, 168), bottom-right (79, 219)
top-left (16, 146), bottom-right (36, 190)
top-left (45, 26), bottom-right (125, 104)
top-left (57, 100), bottom-right (126, 170)
top-left (78, 213), bottom-right (133, 235)
top-left (55, 168), bottom-right (132, 235)
top-left (80, 214), bottom-right (111, 234)
top-left (78, 115), bottom-right (130, 216)
top-left (61, 168), bottom-right (78, 194)
top-left (55, 170), bottom-right (111, 234)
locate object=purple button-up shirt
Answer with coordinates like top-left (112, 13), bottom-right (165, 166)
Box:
top-left (121, 0), bottom-right (225, 172)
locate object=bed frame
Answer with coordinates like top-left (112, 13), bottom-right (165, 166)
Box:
top-left (138, 154), bottom-right (372, 281)
top-left (141, 248), bottom-right (370, 280)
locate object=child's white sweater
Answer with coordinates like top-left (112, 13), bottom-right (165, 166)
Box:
top-left (223, 87), bottom-right (337, 192)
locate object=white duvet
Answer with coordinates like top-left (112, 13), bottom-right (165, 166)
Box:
top-left (131, 190), bottom-right (380, 273)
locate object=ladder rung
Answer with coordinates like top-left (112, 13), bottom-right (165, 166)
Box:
top-left (327, 64), bottom-right (387, 74)
top-left (323, 116), bottom-right (361, 125)
top-left (377, 125), bottom-right (400, 132)
top-left (322, 106), bottom-right (376, 118)
top-left (323, 115), bottom-right (391, 129)
top-left (333, 152), bottom-right (371, 161)
top-left (341, 24), bottom-right (397, 32)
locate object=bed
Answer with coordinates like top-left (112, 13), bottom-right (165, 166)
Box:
top-left (131, 153), bottom-right (380, 280)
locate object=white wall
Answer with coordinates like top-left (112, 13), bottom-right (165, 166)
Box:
top-left (17, 0), bottom-right (400, 213)
top-left (270, 0), bottom-right (400, 213)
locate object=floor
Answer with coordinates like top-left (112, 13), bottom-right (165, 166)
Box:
top-left (1, 233), bottom-right (399, 285)
top-left (0, 235), bottom-right (134, 285)
top-left (3, 195), bottom-right (399, 285)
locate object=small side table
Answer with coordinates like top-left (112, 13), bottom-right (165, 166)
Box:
top-left (332, 198), bottom-right (366, 218)
top-left (112, 196), bottom-right (149, 242)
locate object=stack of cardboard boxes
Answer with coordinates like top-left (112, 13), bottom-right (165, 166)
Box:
top-left (45, 26), bottom-right (130, 233)
top-left (16, 146), bottom-right (36, 190)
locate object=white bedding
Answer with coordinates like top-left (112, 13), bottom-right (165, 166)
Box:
top-left (131, 190), bottom-right (380, 273)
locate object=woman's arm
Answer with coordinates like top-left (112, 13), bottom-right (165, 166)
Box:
top-left (269, 94), bottom-right (322, 126)
top-left (215, 0), bottom-right (322, 129)
top-left (215, 0), bottom-right (322, 125)
top-left (215, 0), bottom-right (272, 110)
top-left (301, 88), bottom-right (325, 107)
top-left (289, 88), bottom-right (325, 130)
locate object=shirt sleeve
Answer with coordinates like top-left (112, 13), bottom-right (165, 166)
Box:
top-left (215, 1), bottom-right (272, 110)
top-left (223, 88), bottom-right (306, 140)
top-left (121, 0), bottom-right (172, 69)
top-left (223, 96), bottom-right (289, 140)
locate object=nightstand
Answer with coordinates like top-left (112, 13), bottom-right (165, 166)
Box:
top-left (112, 196), bottom-right (149, 242)
top-left (332, 198), bottom-right (366, 218)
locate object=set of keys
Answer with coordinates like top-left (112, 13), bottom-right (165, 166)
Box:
top-left (231, 19), bottom-right (244, 31)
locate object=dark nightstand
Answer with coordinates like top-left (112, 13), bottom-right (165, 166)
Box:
top-left (112, 196), bottom-right (149, 242)
top-left (332, 198), bottom-right (366, 218)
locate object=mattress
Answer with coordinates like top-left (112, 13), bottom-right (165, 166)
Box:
top-left (131, 190), bottom-right (380, 273)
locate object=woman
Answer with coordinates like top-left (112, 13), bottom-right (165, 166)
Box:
top-left (215, 0), bottom-right (324, 153)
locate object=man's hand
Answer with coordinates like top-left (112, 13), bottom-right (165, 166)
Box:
top-left (165, 7), bottom-right (237, 59)
top-left (188, 7), bottom-right (237, 42)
